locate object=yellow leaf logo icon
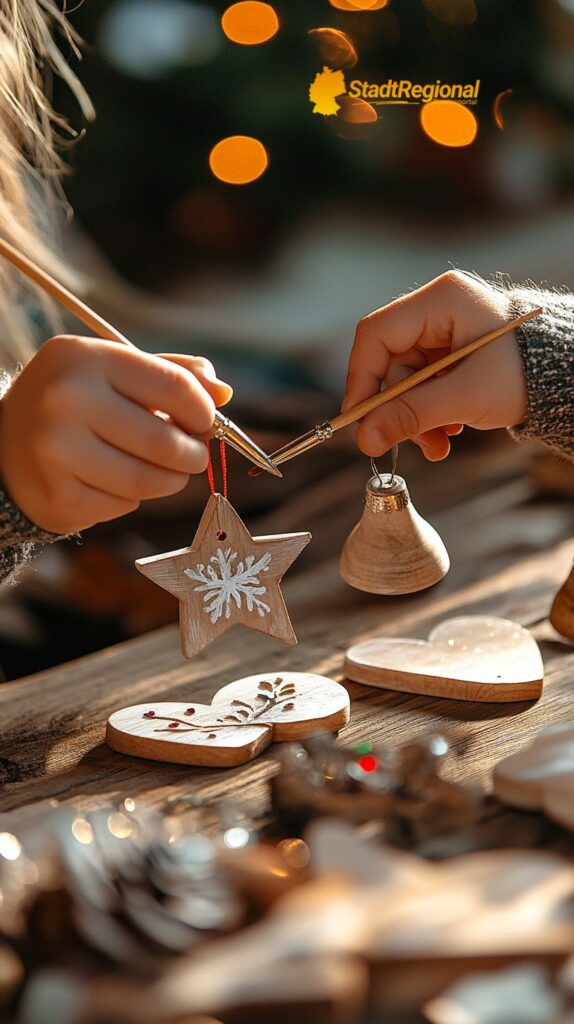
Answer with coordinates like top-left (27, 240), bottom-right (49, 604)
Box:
top-left (309, 67), bottom-right (347, 115)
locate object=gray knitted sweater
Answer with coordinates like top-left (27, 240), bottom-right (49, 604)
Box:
top-left (0, 284), bottom-right (572, 585)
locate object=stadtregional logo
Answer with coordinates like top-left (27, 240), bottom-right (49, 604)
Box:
top-left (309, 67), bottom-right (480, 115)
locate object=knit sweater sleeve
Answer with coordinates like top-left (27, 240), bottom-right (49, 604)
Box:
top-left (0, 491), bottom-right (61, 584)
top-left (506, 285), bottom-right (574, 460)
top-left (0, 369), bottom-right (63, 584)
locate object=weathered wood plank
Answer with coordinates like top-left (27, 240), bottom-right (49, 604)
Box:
top-left (0, 440), bottom-right (572, 825)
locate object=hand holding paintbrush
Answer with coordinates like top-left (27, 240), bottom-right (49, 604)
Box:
top-left (0, 238), bottom-right (280, 535)
top-left (250, 271), bottom-right (543, 475)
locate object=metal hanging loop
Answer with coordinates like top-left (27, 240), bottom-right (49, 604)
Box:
top-left (370, 444), bottom-right (399, 489)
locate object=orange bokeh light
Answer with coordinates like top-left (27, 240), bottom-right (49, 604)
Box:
top-left (493, 89), bottom-right (513, 131)
top-left (308, 27), bottom-right (358, 69)
top-left (420, 100), bottom-right (478, 148)
top-left (329, 0), bottom-right (388, 10)
top-left (221, 2), bottom-right (279, 45)
top-left (209, 135), bottom-right (269, 184)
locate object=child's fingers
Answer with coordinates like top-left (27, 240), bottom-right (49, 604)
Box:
top-left (158, 354), bottom-right (233, 407)
top-left (68, 434), bottom-right (192, 501)
top-left (356, 370), bottom-right (464, 457)
top-left (380, 356), bottom-right (453, 453)
top-left (102, 345), bottom-right (216, 436)
top-left (71, 485), bottom-right (141, 527)
top-left (343, 275), bottom-right (458, 410)
top-left (88, 391), bottom-right (209, 475)
top-left (417, 429), bottom-right (451, 461)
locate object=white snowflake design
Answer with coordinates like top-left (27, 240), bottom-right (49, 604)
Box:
top-left (184, 547), bottom-right (272, 624)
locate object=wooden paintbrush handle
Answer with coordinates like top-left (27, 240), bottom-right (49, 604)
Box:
top-left (0, 237), bottom-right (282, 475)
top-left (0, 237), bottom-right (134, 349)
top-left (330, 307), bottom-right (543, 433)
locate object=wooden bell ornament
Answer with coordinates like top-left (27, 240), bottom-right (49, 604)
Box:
top-left (339, 471), bottom-right (450, 595)
top-left (550, 562), bottom-right (574, 641)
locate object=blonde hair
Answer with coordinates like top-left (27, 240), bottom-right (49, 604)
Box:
top-left (0, 0), bottom-right (94, 364)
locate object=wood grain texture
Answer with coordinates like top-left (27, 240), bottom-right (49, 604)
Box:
top-left (344, 616), bottom-right (544, 703)
top-left (339, 475), bottom-right (449, 595)
top-left (136, 494), bottom-right (311, 657)
top-left (0, 437), bottom-right (573, 839)
top-left (106, 672), bottom-right (350, 768)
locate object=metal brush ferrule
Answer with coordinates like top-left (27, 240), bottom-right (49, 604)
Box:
top-left (213, 412), bottom-right (231, 440)
top-left (271, 421), bottom-right (334, 466)
top-left (213, 411), bottom-right (281, 477)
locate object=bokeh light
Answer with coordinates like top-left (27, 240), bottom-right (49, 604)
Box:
top-left (223, 825), bottom-right (251, 848)
top-left (221, 2), bottom-right (279, 45)
top-left (278, 838), bottom-right (311, 868)
top-left (71, 818), bottom-right (94, 845)
top-left (420, 100), bottom-right (478, 147)
top-left (329, 0), bottom-right (388, 10)
top-left (107, 812), bottom-right (134, 839)
top-left (308, 28), bottom-right (358, 69)
top-left (337, 95), bottom-right (378, 124)
top-left (0, 833), bottom-right (21, 861)
top-left (328, 94), bottom-right (378, 140)
top-left (493, 89), bottom-right (514, 131)
top-left (99, 0), bottom-right (220, 79)
top-left (209, 135), bottom-right (269, 184)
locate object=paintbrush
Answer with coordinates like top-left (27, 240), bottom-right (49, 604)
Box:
top-left (248, 306), bottom-right (543, 476)
top-left (0, 237), bottom-right (281, 478)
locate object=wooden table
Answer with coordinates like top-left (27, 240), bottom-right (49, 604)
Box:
top-left (1, 437), bottom-right (573, 824)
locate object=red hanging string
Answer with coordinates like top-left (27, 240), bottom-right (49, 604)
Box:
top-left (219, 439), bottom-right (228, 499)
top-left (205, 441), bottom-right (215, 494)
top-left (205, 439), bottom-right (228, 498)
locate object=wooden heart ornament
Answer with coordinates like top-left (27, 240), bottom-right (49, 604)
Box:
top-left (344, 615), bottom-right (543, 703)
top-left (106, 671), bottom-right (350, 768)
top-left (493, 723), bottom-right (574, 831)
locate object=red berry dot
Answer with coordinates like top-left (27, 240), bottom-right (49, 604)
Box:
top-left (144, 710), bottom-right (155, 718)
top-left (168, 722), bottom-right (179, 729)
top-left (185, 708), bottom-right (196, 716)
top-left (358, 754), bottom-right (377, 773)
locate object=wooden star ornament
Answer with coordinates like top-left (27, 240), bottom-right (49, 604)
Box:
top-left (136, 494), bottom-right (311, 658)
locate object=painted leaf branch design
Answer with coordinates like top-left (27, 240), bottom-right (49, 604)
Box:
top-left (146, 678), bottom-right (297, 737)
top-left (184, 547), bottom-right (272, 624)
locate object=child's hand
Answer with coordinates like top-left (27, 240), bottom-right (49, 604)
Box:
top-left (0, 336), bottom-right (233, 534)
top-left (343, 270), bottom-right (528, 461)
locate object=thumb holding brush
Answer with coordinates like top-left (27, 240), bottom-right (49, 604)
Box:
top-left (343, 270), bottom-right (529, 461)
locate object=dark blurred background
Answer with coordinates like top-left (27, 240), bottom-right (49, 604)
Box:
top-left (3, 0), bottom-right (574, 678)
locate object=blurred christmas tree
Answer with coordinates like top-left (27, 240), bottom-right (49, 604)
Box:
top-left (53, 0), bottom-right (573, 287)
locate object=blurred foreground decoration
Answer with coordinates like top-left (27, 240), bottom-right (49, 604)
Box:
top-left (271, 732), bottom-right (481, 854)
top-left (494, 723), bottom-right (574, 832)
top-left (424, 962), bottom-right (573, 1024)
top-left (0, 802), bottom-right (573, 1023)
